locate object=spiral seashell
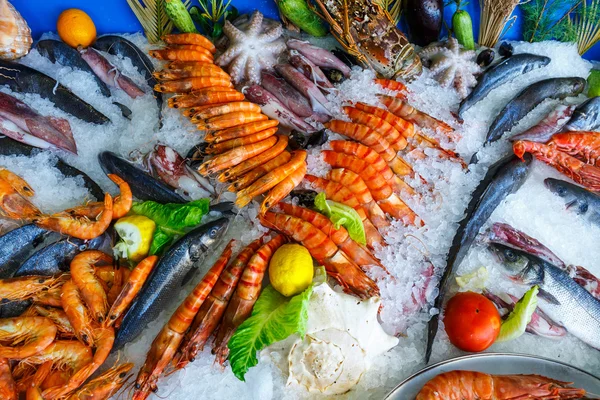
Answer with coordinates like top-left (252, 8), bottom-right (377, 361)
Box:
top-left (0, 0), bottom-right (32, 60)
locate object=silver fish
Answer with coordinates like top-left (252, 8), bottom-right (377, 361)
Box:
top-left (489, 243), bottom-right (600, 350)
top-left (510, 104), bottom-right (576, 143)
top-left (565, 96), bottom-right (600, 132)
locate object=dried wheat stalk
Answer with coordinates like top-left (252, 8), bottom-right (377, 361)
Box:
top-left (479, 0), bottom-right (521, 47)
top-left (571, 0), bottom-right (600, 55)
top-left (127, 0), bottom-right (191, 43)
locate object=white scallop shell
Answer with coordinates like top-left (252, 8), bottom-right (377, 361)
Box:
top-left (0, 0), bottom-right (32, 60)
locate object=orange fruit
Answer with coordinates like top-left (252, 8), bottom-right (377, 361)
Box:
top-left (57, 9), bottom-right (96, 49)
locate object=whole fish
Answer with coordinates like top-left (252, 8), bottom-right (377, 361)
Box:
top-left (244, 84), bottom-right (317, 133)
top-left (458, 54), bottom-right (550, 118)
top-left (486, 78), bottom-right (585, 144)
top-left (510, 104), bottom-right (576, 143)
top-left (261, 71), bottom-right (314, 118)
top-left (36, 40), bottom-right (111, 97)
top-left (0, 91), bottom-right (77, 154)
top-left (425, 154), bottom-right (532, 362)
top-left (545, 178), bottom-right (600, 226)
top-left (286, 39), bottom-right (351, 78)
top-left (0, 60), bottom-right (110, 124)
top-left (486, 77), bottom-right (585, 143)
top-left (0, 137), bottom-right (103, 200)
top-left (79, 47), bottom-right (145, 99)
top-left (99, 151), bottom-right (186, 204)
top-left (113, 217), bottom-right (229, 349)
top-left (0, 224), bottom-right (49, 278)
top-left (489, 243), bottom-right (600, 350)
top-left (274, 63), bottom-right (332, 116)
top-left (483, 291), bottom-right (567, 339)
top-left (288, 50), bottom-right (334, 89)
top-left (485, 221), bottom-right (600, 300)
top-left (94, 35), bottom-right (163, 120)
top-left (145, 144), bottom-right (214, 200)
top-left (565, 96), bottom-right (600, 132)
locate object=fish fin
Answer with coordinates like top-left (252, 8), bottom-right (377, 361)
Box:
top-left (181, 267), bottom-right (198, 287)
top-left (538, 288), bottom-right (562, 305)
top-left (425, 314), bottom-right (438, 363)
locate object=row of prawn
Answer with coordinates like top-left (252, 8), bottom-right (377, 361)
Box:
top-left (0, 248), bottom-right (158, 399)
top-left (150, 33), bottom-right (308, 214)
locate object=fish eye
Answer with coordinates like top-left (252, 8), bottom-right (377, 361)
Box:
top-left (504, 249), bottom-right (517, 262)
top-left (557, 187), bottom-right (566, 196)
top-left (579, 203), bottom-right (589, 214)
top-left (209, 227), bottom-right (219, 238)
top-left (119, 372), bottom-right (127, 378)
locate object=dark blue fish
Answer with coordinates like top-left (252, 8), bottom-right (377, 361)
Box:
top-left (545, 178), bottom-right (600, 227)
top-left (113, 217), bottom-right (230, 350)
top-left (425, 154), bottom-right (532, 362)
top-left (0, 224), bottom-right (50, 278)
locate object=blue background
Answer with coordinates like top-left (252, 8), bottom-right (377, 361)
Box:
top-left (10, 0), bottom-right (600, 61)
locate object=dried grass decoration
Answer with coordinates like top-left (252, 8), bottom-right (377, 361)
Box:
top-left (478, 0), bottom-right (521, 47)
top-left (569, 0), bottom-right (600, 55)
top-left (127, 0), bottom-right (191, 43)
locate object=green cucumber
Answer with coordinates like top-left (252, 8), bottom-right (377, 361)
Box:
top-left (452, 10), bottom-right (475, 50)
top-left (275, 0), bottom-right (328, 37)
top-left (165, 0), bottom-right (197, 34)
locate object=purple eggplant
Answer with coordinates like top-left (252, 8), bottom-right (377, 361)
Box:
top-left (261, 71), bottom-right (313, 118)
top-left (286, 39), bottom-right (351, 77)
top-left (511, 104), bottom-right (576, 143)
top-left (288, 50), bottom-right (333, 89)
top-left (0, 92), bottom-right (77, 154)
top-left (79, 47), bottom-right (145, 99)
top-left (244, 85), bottom-right (317, 133)
top-left (404, 0), bottom-right (443, 46)
top-left (275, 63), bottom-right (331, 116)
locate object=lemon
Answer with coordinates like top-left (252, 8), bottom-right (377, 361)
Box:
top-left (269, 244), bottom-right (314, 297)
top-left (114, 215), bottom-right (156, 262)
top-left (57, 9), bottom-right (97, 49)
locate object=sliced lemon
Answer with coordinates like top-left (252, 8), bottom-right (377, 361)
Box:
top-left (114, 215), bottom-right (156, 262)
top-left (269, 244), bottom-right (314, 297)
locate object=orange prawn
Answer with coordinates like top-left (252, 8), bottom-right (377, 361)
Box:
top-left (165, 44), bottom-right (214, 60)
top-left (133, 240), bottom-right (234, 400)
top-left (229, 151), bottom-right (291, 191)
top-left (0, 275), bottom-right (65, 302)
top-left (149, 49), bottom-right (213, 63)
top-left (60, 174), bottom-right (131, 220)
top-left (235, 150), bottom-right (306, 208)
top-left (0, 358), bottom-right (17, 400)
top-left (0, 317), bottom-right (57, 359)
top-left (354, 102), bottom-right (415, 138)
top-left (196, 111), bottom-right (268, 131)
top-left (33, 306), bottom-right (75, 337)
top-left (34, 194), bottom-right (113, 240)
top-left (70, 250), bottom-right (113, 323)
top-left (374, 78), bottom-right (408, 98)
top-left (278, 202), bottom-right (385, 273)
top-left (343, 106), bottom-right (407, 151)
top-left (0, 169), bottom-right (41, 220)
top-left (213, 234), bottom-right (287, 364)
top-left (168, 88), bottom-right (243, 109)
top-left (260, 212), bottom-right (380, 299)
top-left (190, 101), bottom-right (261, 120)
top-left (205, 119), bottom-right (279, 143)
top-left (31, 286), bottom-right (63, 308)
top-left (162, 33), bottom-right (217, 53)
top-left (154, 63), bottom-right (228, 80)
top-left (175, 238), bottom-right (263, 369)
top-left (206, 127), bottom-right (278, 155)
top-left (61, 280), bottom-right (94, 346)
top-left (105, 255), bottom-right (158, 327)
top-left (65, 362), bottom-right (134, 400)
top-left (260, 162), bottom-right (307, 214)
top-left (155, 77), bottom-right (233, 93)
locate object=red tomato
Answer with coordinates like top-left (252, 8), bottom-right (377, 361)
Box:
top-left (444, 291), bottom-right (501, 352)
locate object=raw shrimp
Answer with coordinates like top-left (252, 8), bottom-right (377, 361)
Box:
top-left (168, 89), bottom-right (243, 109)
top-left (343, 106), bottom-right (407, 151)
top-left (190, 102), bottom-right (261, 120)
top-left (374, 78), bottom-right (408, 97)
top-left (162, 33), bottom-right (217, 53)
top-left (65, 362), bottom-right (133, 400)
top-left (70, 250), bottom-right (113, 323)
top-left (213, 235), bottom-right (287, 364)
top-left (164, 44), bottom-right (214, 60)
top-left (0, 168), bottom-right (41, 220)
top-left (61, 280), bottom-right (94, 346)
top-left (175, 238), bottom-right (264, 369)
top-left (0, 275), bottom-right (65, 302)
top-left (261, 163), bottom-right (307, 214)
top-left (206, 127), bottom-right (278, 155)
top-left (0, 358), bottom-right (17, 400)
top-left (155, 77), bottom-right (233, 93)
top-left (205, 120), bottom-right (279, 144)
top-left (34, 306), bottom-right (75, 337)
top-left (354, 102), bottom-right (415, 138)
top-left (196, 111), bottom-right (268, 131)
top-left (154, 64), bottom-right (228, 80)
top-left (416, 370), bottom-right (586, 400)
top-left (0, 317), bottom-right (56, 359)
top-left (260, 212), bottom-right (380, 299)
top-left (132, 240), bottom-right (234, 400)
top-left (229, 151), bottom-right (291, 191)
top-left (34, 194), bottom-right (114, 240)
top-left (32, 286), bottom-right (64, 308)
top-left (149, 48), bottom-right (213, 63)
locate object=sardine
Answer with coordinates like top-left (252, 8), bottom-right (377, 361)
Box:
top-left (486, 77), bottom-right (585, 143)
top-left (0, 60), bottom-right (110, 124)
top-left (244, 84), bottom-right (317, 133)
top-left (0, 224), bottom-right (49, 278)
top-left (0, 137), bottom-right (103, 200)
top-left (489, 243), bottom-right (600, 350)
top-left (274, 63), bottom-right (332, 116)
top-left (545, 178), bottom-right (600, 226)
top-left (510, 104), bottom-right (576, 143)
top-left (113, 217), bottom-right (229, 349)
top-left (79, 47), bottom-right (145, 99)
top-left (458, 53), bottom-right (550, 118)
top-left (286, 39), bottom-right (351, 77)
top-left (565, 96), bottom-right (600, 132)
top-left (483, 291), bottom-right (567, 339)
top-left (99, 151), bottom-right (186, 204)
top-left (261, 71), bottom-right (314, 118)
top-left (425, 154), bottom-right (532, 362)
top-left (0, 91), bottom-right (77, 154)
top-left (145, 144), bottom-right (214, 200)
top-left (288, 50), bottom-right (334, 89)
top-left (94, 35), bottom-right (163, 121)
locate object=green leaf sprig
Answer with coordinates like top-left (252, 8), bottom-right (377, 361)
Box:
top-left (189, 0), bottom-right (238, 39)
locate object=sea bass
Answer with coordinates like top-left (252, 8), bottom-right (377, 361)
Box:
top-left (489, 243), bottom-right (600, 350)
top-left (0, 224), bottom-right (49, 278)
top-left (545, 178), bottom-right (600, 227)
top-left (486, 77), bottom-right (585, 144)
top-left (565, 96), bottom-right (600, 132)
top-left (113, 217), bottom-right (229, 349)
top-left (0, 91), bottom-right (77, 154)
top-left (510, 104), bottom-right (576, 143)
top-left (458, 54), bottom-right (550, 118)
top-left (425, 155), bottom-right (532, 362)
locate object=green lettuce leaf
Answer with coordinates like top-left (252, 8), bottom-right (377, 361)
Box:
top-left (131, 199), bottom-right (210, 255)
top-left (314, 192), bottom-right (366, 245)
top-left (496, 285), bottom-right (539, 342)
top-left (228, 284), bottom-right (313, 381)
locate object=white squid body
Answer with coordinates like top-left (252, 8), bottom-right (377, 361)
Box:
top-left (0, 0), bottom-right (32, 60)
top-left (265, 284), bottom-right (398, 395)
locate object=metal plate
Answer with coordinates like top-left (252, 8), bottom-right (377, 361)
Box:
top-left (385, 353), bottom-right (600, 399)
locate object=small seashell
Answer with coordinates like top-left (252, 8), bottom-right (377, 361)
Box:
top-left (0, 0), bottom-right (32, 60)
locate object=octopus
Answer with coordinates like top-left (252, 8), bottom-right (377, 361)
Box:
top-left (215, 11), bottom-right (286, 85)
top-left (419, 37), bottom-right (481, 99)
